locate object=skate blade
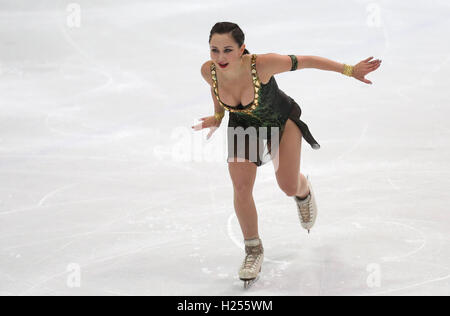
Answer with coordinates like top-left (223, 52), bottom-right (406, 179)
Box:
top-left (241, 275), bottom-right (260, 289)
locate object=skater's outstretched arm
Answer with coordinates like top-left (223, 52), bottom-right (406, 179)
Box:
top-left (260, 53), bottom-right (382, 85)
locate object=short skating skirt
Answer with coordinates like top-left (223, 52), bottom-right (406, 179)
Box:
top-left (227, 98), bottom-right (320, 167)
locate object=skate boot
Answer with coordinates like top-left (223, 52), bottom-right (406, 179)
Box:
top-left (239, 238), bottom-right (264, 289)
top-left (293, 174), bottom-right (318, 233)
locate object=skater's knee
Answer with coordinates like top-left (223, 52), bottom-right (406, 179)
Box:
top-left (228, 159), bottom-right (256, 198)
top-left (280, 184), bottom-right (298, 197)
top-left (233, 182), bottom-right (253, 198)
top-left (277, 178), bottom-right (298, 196)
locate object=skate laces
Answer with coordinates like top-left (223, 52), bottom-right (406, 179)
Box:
top-left (296, 195), bottom-right (312, 223)
top-left (243, 245), bottom-right (263, 270)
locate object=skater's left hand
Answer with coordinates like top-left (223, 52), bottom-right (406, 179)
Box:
top-left (191, 115), bottom-right (221, 140)
top-left (352, 56), bottom-right (382, 85)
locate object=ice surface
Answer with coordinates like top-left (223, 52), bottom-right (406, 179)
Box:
top-left (0, 0), bottom-right (449, 296)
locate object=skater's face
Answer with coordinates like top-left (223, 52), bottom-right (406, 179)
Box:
top-left (209, 33), bottom-right (245, 71)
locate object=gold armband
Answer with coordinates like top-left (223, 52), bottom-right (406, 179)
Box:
top-left (214, 111), bottom-right (224, 122)
top-left (343, 64), bottom-right (354, 77)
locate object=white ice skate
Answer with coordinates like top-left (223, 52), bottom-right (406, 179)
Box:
top-left (293, 174), bottom-right (318, 233)
top-left (239, 238), bottom-right (264, 289)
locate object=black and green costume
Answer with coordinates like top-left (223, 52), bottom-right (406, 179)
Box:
top-left (210, 54), bottom-right (320, 167)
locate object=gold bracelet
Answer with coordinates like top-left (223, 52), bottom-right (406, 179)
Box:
top-left (343, 64), bottom-right (354, 77)
top-left (214, 112), bottom-right (224, 122)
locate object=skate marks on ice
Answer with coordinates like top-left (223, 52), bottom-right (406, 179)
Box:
top-left (378, 220), bottom-right (426, 263)
top-left (292, 216), bottom-right (449, 296)
top-left (1, 176), bottom-right (218, 295)
top-left (17, 237), bottom-right (181, 296)
top-left (6, 202), bottom-right (193, 295)
top-left (225, 210), bottom-right (449, 294)
top-left (1, 201), bottom-right (161, 255)
top-left (386, 177), bottom-right (401, 191)
top-left (37, 183), bottom-right (79, 207)
top-left (0, 191), bottom-right (124, 217)
top-left (330, 122), bottom-right (369, 174)
top-left (337, 217), bottom-right (450, 295)
top-left (42, 16), bottom-right (114, 137)
top-left (191, 210), bottom-right (234, 283)
top-left (57, 15), bottom-right (114, 91)
top-left (41, 9), bottom-right (161, 138)
top-left (365, 267), bottom-right (450, 296)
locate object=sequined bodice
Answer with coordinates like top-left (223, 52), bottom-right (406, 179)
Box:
top-left (210, 54), bottom-right (299, 129)
top-left (210, 54), bottom-right (261, 114)
top-left (217, 54), bottom-right (321, 166)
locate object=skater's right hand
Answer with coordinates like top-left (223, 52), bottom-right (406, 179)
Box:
top-left (191, 115), bottom-right (221, 140)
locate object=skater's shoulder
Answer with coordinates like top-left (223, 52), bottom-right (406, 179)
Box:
top-left (201, 60), bottom-right (214, 72)
top-left (249, 53), bottom-right (275, 84)
top-left (200, 60), bottom-right (214, 86)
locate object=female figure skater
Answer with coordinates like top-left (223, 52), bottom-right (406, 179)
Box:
top-left (192, 22), bottom-right (381, 288)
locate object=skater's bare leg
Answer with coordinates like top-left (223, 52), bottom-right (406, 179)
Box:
top-left (273, 118), bottom-right (309, 198)
top-left (295, 173), bottom-right (310, 199)
top-left (228, 159), bottom-right (259, 240)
